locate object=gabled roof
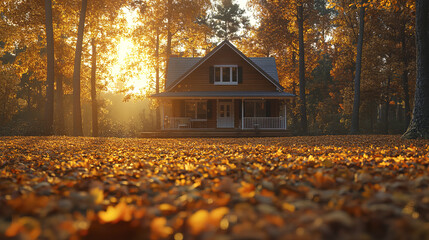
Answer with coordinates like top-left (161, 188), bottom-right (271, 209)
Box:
top-left (249, 58), bottom-right (280, 85)
top-left (165, 40), bottom-right (285, 91)
top-left (166, 57), bottom-right (201, 89)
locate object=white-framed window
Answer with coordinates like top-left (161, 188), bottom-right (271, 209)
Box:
top-left (185, 100), bottom-right (207, 119)
top-left (214, 65), bottom-right (238, 85)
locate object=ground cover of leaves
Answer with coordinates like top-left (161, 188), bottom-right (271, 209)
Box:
top-left (0, 135), bottom-right (429, 240)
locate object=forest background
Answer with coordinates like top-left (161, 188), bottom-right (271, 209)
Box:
top-left (0, 0), bottom-right (418, 137)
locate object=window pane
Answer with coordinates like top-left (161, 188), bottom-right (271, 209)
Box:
top-left (232, 67), bottom-right (237, 82)
top-left (222, 67), bottom-right (230, 82)
top-left (215, 67), bottom-right (220, 82)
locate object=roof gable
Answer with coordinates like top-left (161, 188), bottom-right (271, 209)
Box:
top-left (165, 40), bottom-right (284, 91)
top-left (166, 57), bottom-right (201, 89)
top-left (250, 58), bottom-right (280, 84)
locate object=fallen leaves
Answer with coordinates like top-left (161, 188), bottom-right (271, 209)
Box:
top-left (7, 193), bottom-right (51, 215)
top-left (238, 181), bottom-right (255, 198)
top-left (5, 217), bottom-right (41, 239)
top-left (150, 217), bottom-right (173, 238)
top-left (310, 171), bottom-right (336, 189)
top-left (98, 202), bottom-right (133, 223)
top-left (187, 207), bottom-right (229, 235)
top-left (0, 135), bottom-right (428, 239)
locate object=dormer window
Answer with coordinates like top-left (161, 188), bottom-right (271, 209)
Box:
top-left (214, 65), bottom-right (238, 85)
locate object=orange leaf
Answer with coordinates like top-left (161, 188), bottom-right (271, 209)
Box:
top-left (209, 207), bottom-right (229, 225)
top-left (98, 202), bottom-right (133, 223)
top-left (238, 182), bottom-right (255, 198)
top-left (150, 217), bottom-right (173, 238)
top-left (5, 217), bottom-right (41, 240)
top-left (310, 171), bottom-right (335, 189)
top-left (188, 210), bottom-right (210, 235)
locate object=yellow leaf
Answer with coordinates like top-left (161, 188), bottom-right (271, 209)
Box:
top-left (150, 217), bottom-right (173, 238)
top-left (159, 203), bottom-right (177, 212)
top-left (282, 202), bottom-right (295, 212)
top-left (90, 188), bottom-right (104, 205)
top-left (188, 210), bottom-right (210, 235)
top-left (210, 207), bottom-right (229, 225)
top-left (238, 182), bottom-right (255, 198)
top-left (98, 202), bottom-right (132, 223)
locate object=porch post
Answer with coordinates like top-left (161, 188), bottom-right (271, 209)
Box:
top-left (160, 101), bottom-right (164, 130)
top-left (284, 100), bottom-right (287, 130)
top-left (241, 98), bottom-right (244, 129)
top-left (216, 99), bottom-right (219, 129)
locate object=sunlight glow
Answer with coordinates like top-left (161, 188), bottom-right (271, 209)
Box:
top-left (105, 2), bottom-right (253, 97)
top-left (105, 8), bottom-right (153, 97)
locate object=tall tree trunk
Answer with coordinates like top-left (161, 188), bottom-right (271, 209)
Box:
top-left (402, 0), bottom-right (429, 139)
top-left (155, 29), bottom-right (160, 130)
top-left (297, 4), bottom-right (307, 135)
top-left (396, 98), bottom-right (403, 122)
top-left (369, 103), bottom-right (374, 133)
top-left (72, 0), bottom-right (87, 136)
top-left (401, 22), bottom-right (411, 131)
top-left (56, 74), bottom-right (65, 135)
top-left (167, 30), bottom-right (172, 60)
top-left (44, 0), bottom-right (55, 135)
top-left (291, 51), bottom-right (298, 128)
top-left (165, 0), bottom-right (172, 91)
top-left (350, 0), bottom-right (366, 134)
top-left (91, 39), bottom-right (98, 137)
top-left (383, 75), bottom-right (391, 134)
top-left (27, 84), bottom-right (31, 112)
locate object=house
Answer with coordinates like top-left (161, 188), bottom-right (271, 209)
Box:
top-left (151, 40), bottom-right (294, 137)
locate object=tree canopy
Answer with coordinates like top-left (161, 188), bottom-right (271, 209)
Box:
top-left (0, 0), bottom-right (425, 137)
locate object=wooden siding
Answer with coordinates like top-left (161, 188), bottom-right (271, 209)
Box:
top-left (170, 46), bottom-right (278, 92)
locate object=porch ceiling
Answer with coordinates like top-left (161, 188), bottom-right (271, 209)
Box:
top-left (151, 91), bottom-right (295, 99)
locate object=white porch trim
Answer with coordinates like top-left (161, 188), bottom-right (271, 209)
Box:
top-left (242, 117), bottom-right (287, 129)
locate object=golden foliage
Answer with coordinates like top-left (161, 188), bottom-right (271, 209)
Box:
top-left (0, 135), bottom-right (428, 239)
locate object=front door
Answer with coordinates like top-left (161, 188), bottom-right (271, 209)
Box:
top-left (217, 101), bottom-right (234, 128)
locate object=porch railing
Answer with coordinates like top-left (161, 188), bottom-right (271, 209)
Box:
top-left (164, 117), bottom-right (209, 129)
top-left (243, 117), bottom-right (286, 129)
top-left (164, 117), bottom-right (287, 130)
top-left (164, 117), bottom-right (191, 129)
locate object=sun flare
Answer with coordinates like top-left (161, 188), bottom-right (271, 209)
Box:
top-left (105, 9), bottom-right (153, 96)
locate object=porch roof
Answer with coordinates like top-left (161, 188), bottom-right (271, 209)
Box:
top-left (151, 91), bottom-right (295, 99)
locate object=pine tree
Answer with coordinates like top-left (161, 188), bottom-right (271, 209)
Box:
top-left (209, 0), bottom-right (249, 41)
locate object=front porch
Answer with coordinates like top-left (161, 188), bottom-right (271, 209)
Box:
top-left (160, 98), bottom-right (289, 130)
top-left (140, 129), bottom-right (292, 138)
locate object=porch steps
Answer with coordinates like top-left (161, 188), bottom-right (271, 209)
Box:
top-left (139, 130), bottom-right (292, 138)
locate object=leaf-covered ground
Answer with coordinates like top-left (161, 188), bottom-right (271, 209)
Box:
top-left (0, 135), bottom-right (429, 240)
